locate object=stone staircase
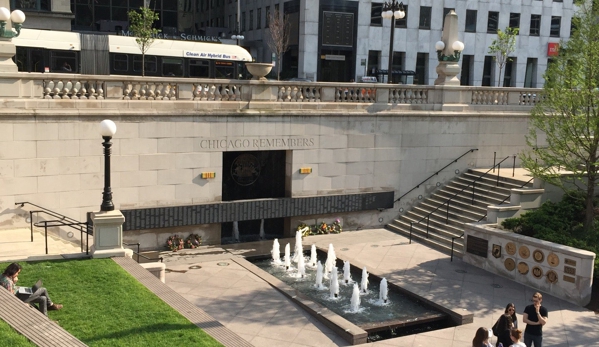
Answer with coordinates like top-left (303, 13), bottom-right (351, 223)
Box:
top-left (387, 169), bottom-right (534, 258)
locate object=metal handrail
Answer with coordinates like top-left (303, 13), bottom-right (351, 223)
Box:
top-left (395, 148), bottom-right (478, 203)
top-left (408, 156), bottom-right (511, 244)
top-left (450, 176), bottom-right (535, 261)
top-left (123, 242), bottom-right (163, 263)
top-left (16, 202), bottom-right (91, 255)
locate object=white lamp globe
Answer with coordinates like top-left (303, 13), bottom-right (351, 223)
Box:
top-left (10, 9), bottom-right (25, 24)
top-left (0, 7), bottom-right (10, 21)
top-left (99, 119), bottom-right (117, 137)
top-left (382, 10), bottom-right (392, 19)
top-left (394, 10), bottom-right (405, 19)
top-left (452, 40), bottom-right (465, 52)
top-left (435, 41), bottom-right (445, 51)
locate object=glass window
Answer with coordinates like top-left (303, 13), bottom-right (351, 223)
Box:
top-left (113, 54), bottom-right (128, 72)
top-left (465, 10), bottom-right (477, 32)
top-left (257, 8), bottom-right (261, 29)
top-left (396, 6), bottom-right (407, 28)
top-left (509, 13), bottom-right (520, 32)
top-left (266, 6), bottom-right (271, 27)
top-left (530, 14), bottom-right (541, 36)
top-left (249, 10), bottom-right (254, 30)
top-left (550, 16), bottom-right (561, 37)
top-left (11, 0), bottom-right (50, 11)
top-left (163, 11), bottom-right (177, 27)
top-left (419, 6), bottom-right (431, 30)
top-left (51, 51), bottom-right (78, 73)
top-left (189, 59), bottom-right (210, 78)
top-left (482, 55), bottom-right (494, 86)
top-left (162, 57), bottom-right (183, 77)
top-left (487, 11), bottom-right (499, 33)
top-left (133, 56), bottom-right (157, 73)
top-left (371, 3), bottom-right (382, 26)
top-left (215, 61), bottom-right (234, 79)
top-left (242, 12), bottom-right (246, 31)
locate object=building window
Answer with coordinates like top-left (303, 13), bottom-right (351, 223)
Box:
top-left (415, 53), bottom-right (428, 85)
top-left (257, 8), bottom-right (261, 29)
top-left (10, 0), bottom-right (50, 11)
top-left (396, 6), bottom-right (407, 28)
top-left (249, 10), bottom-right (253, 30)
top-left (266, 6), bottom-right (270, 27)
top-left (509, 13), bottom-right (520, 32)
top-left (487, 11), bottom-right (499, 33)
top-left (465, 10), bottom-right (477, 32)
top-left (241, 11), bottom-right (246, 31)
top-left (367, 50), bottom-right (380, 77)
top-left (550, 16), bottom-right (561, 37)
top-left (530, 15), bottom-right (541, 36)
top-left (482, 55), bottom-right (494, 86)
top-left (371, 3), bottom-right (382, 26)
top-left (419, 6), bottom-right (431, 30)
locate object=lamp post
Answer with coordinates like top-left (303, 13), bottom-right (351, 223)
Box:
top-left (0, 7), bottom-right (25, 38)
top-left (433, 10), bottom-right (464, 86)
top-left (99, 120), bottom-right (117, 212)
top-left (381, 0), bottom-right (405, 84)
top-left (231, 28), bottom-right (244, 46)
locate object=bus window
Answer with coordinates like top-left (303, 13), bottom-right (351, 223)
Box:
top-left (189, 59), bottom-right (210, 78)
top-left (51, 50), bottom-right (78, 73)
top-left (113, 54), bottom-right (128, 72)
top-left (133, 55), bottom-right (157, 74)
top-left (161, 57), bottom-right (183, 77)
top-left (215, 60), bottom-right (234, 79)
top-left (14, 47), bottom-right (27, 72)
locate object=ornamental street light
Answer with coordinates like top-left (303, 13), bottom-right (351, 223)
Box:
top-left (435, 40), bottom-right (465, 62)
top-left (0, 7), bottom-right (25, 38)
top-left (381, 0), bottom-right (405, 84)
top-left (99, 120), bottom-right (117, 212)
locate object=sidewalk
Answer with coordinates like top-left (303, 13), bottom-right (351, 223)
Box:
top-left (0, 228), bottom-right (83, 263)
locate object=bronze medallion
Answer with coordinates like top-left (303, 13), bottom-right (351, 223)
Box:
top-left (492, 244), bottom-right (502, 258)
top-left (231, 154), bottom-right (261, 186)
top-left (505, 242), bottom-right (517, 255)
top-left (547, 253), bottom-right (559, 267)
top-left (546, 270), bottom-right (558, 284)
top-left (519, 245), bottom-right (530, 259)
top-left (517, 262), bottom-right (529, 275)
top-left (504, 258), bottom-right (516, 271)
top-left (532, 266), bottom-right (543, 279)
top-left (533, 249), bottom-right (545, 263)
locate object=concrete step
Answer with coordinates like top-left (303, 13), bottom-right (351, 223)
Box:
top-left (465, 170), bottom-right (534, 188)
top-left (0, 228), bottom-right (84, 262)
top-left (386, 223), bottom-right (464, 259)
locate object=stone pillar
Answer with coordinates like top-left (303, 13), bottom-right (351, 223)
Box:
top-left (91, 210), bottom-right (132, 258)
top-left (298, 0), bottom-right (319, 81)
top-left (434, 10), bottom-right (461, 86)
top-left (0, 0), bottom-right (17, 73)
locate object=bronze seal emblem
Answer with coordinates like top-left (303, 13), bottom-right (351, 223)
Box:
top-left (546, 270), bottom-right (558, 284)
top-left (505, 258), bottom-right (516, 271)
top-left (547, 253), bottom-right (559, 267)
top-left (517, 262), bottom-right (529, 275)
top-left (231, 154), bottom-right (261, 186)
top-left (532, 266), bottom-right (543, 279)
top-left (533, 250), bottom-right (544, 263)
top-left (519, 245), bottom-right (530, 259)
top-left (505, 242), bottom-right (517, 255)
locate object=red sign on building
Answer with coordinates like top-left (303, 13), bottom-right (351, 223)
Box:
top-left (547, 42), bottom-right (560, 56)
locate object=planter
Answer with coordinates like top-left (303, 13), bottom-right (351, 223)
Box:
top-left (246, 62), bottom-right (273, 80)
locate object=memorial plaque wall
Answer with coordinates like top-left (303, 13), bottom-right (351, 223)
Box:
top-left (322, 11), bottom-right (354, 47)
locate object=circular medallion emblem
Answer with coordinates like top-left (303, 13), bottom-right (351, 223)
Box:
top-left (519, 245), bottom-right (530, 259)
top-left (546, 270), bottom-right (558, 284)
top-left (517, 262), bottom-right (529, 275)
top-left (547, 253), bottom-right (559, 267)
top-left (505, 242), bottom-right (517, 255)
top-left (533, 249), bottom-right (545, 263)
top-left (532, 266), bottom-right (543, 279)
top-left (231, 154), bottom-right (261, 186)
top-left (505, 258), bottom-right (516, 271)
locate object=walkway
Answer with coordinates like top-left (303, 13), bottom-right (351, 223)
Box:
top-left (0, 228), bottom-right (83, 263)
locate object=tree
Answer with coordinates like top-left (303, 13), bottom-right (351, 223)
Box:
top-left (520, 1), bottom-right (599, 232)
top-left (267, 11), bottom-right (290, 81)
top-left (488, 27), bottom-right (519, 87)
top-left (127, 7), bottom-right (160, 77)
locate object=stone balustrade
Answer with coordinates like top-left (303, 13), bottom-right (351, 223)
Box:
top-left (0, 72), bottom-right (544, 111)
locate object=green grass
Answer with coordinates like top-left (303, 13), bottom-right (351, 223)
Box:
top-left (0, 320), bottom-right (36, 346)
top-left (1, 259), bottom-right (223, 347)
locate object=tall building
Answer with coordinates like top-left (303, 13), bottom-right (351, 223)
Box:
top-left (9, 0), bottom-right (575, 86)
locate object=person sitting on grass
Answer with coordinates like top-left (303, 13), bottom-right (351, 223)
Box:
top-left (0, 263), bottom-right (63, 316)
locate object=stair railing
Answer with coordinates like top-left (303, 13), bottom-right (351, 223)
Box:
top-left (450, 176), bottom-right (535, 261)
top-left (123, 242), bottom-right (163, 263)
top-left (408, 156), bottom-right (510, 244)
top-left (15, 202), bottom-right (91, 255)
top-left (395, 148), bottom-right (478, 203)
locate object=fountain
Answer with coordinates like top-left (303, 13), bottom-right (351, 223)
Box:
top-left (297, 253), bottom-right (306, 278)
top-left (343, 260), bottom-right (352, 284)
top-left (379, 278), bottom-right (388, 304)
top-left (314, 261), bottom-right (325, 290)
top-left (330, 266), bottom-right (340, 299)
top-left (233, 221), bottom-right (240, 242)
top-left (309, 244), bottom-right (317, 268)
top-left (284, 243), bottom-right (291, 270)
top-left (324, 243), bottom-right (336, 278)
top-left (271, 239), bottom-right (281, 264)
top-left (292, 230), bottom-right (302, 263)
top-left (350, 283), bottom-right (361, 312)
top-left (360, 267), bottom-right (369, 294)
top-left (259, 219), bottom-right (265, 240)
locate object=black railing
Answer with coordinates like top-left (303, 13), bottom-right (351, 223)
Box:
top-left (15, 202), bottom-right (91, 255)
top-left (395, 148), bottom-right (478, 203)
top-left (408, 156), bottom-right (511, 244)
top-left (123, 242), bottom-right (163, 263)
top-left (450, 176), bottom-right (535, 261)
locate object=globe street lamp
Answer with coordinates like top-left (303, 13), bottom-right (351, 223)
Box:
top-left (99, 120), bottom-right (117, 212)
top-left (0, 7), bottom-right (25, 38)
top-left (381, 0), bottom-right (405, 84)
top-left (231, 29), bottom-right (244, 46)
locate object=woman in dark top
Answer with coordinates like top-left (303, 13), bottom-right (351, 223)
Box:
top-left (495, 314), bottom-right (513, 347)
top-left (505, 303), bottom-right (518, 329)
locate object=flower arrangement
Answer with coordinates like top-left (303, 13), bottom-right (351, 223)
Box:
top-left (296, 223), bottom-right (312, 237)
top-left (166, 234), bottom-right (184, 251)
top-left (330, 219), bottom-right (342, 234)
top-left (185, 234), bottom-right (202, 249)
top-left (296, 219), bottom-right (342, 237)
top-left (318, 221), bottom-right (329, 234)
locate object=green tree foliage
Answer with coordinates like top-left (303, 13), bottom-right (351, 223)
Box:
top-left (520, 2), bottom-right (599, 232)
top-left (488, 27), bottom-right (519, 87)
top-left (127, 7), bottom-right (160, 77)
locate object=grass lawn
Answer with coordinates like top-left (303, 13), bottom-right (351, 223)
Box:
top-left (0, 320), bottom-right (36, 346)
top-left (1, 259), bottom-right (223, 347)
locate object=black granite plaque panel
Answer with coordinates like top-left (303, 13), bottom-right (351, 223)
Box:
top-left (466, 235), bottom-right (488, 258)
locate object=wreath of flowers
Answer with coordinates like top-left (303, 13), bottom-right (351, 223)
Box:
top-left (318, 221), bottom-right (329, 234)
top-left (296, 219), bottom-right (342, 237)
top-left (185, 234), bottom-right (202, 249)
top-left (166, 234), bottom-right (184, 252)
top-left (296, 223), bottom-right (312, 237)
top-left (330, 219), bottom-right (342, 234)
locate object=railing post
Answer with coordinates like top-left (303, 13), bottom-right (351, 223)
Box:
top-left (451, 237), bottom-right (455, 262)
top-left (137, 244), bottom-right (140, 263)
top-left (29, 211), bottom-right (33, 242)
top-left (409, 222), bottom-right (413, 244)
top-left (44, 221), bottom-right (48, 255)
top-left (512, 155), bottom-right (516, 177)
top-left (497, 163), bottom-right (501, 186)
top-left (493, 152), bottom-right (496, 172)
top-left (446, 202), bottom-right (450, 224)
top-left (426, 216), bottom-right (430, 238)
top-left (471, 182), bottom-right (475, 205)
